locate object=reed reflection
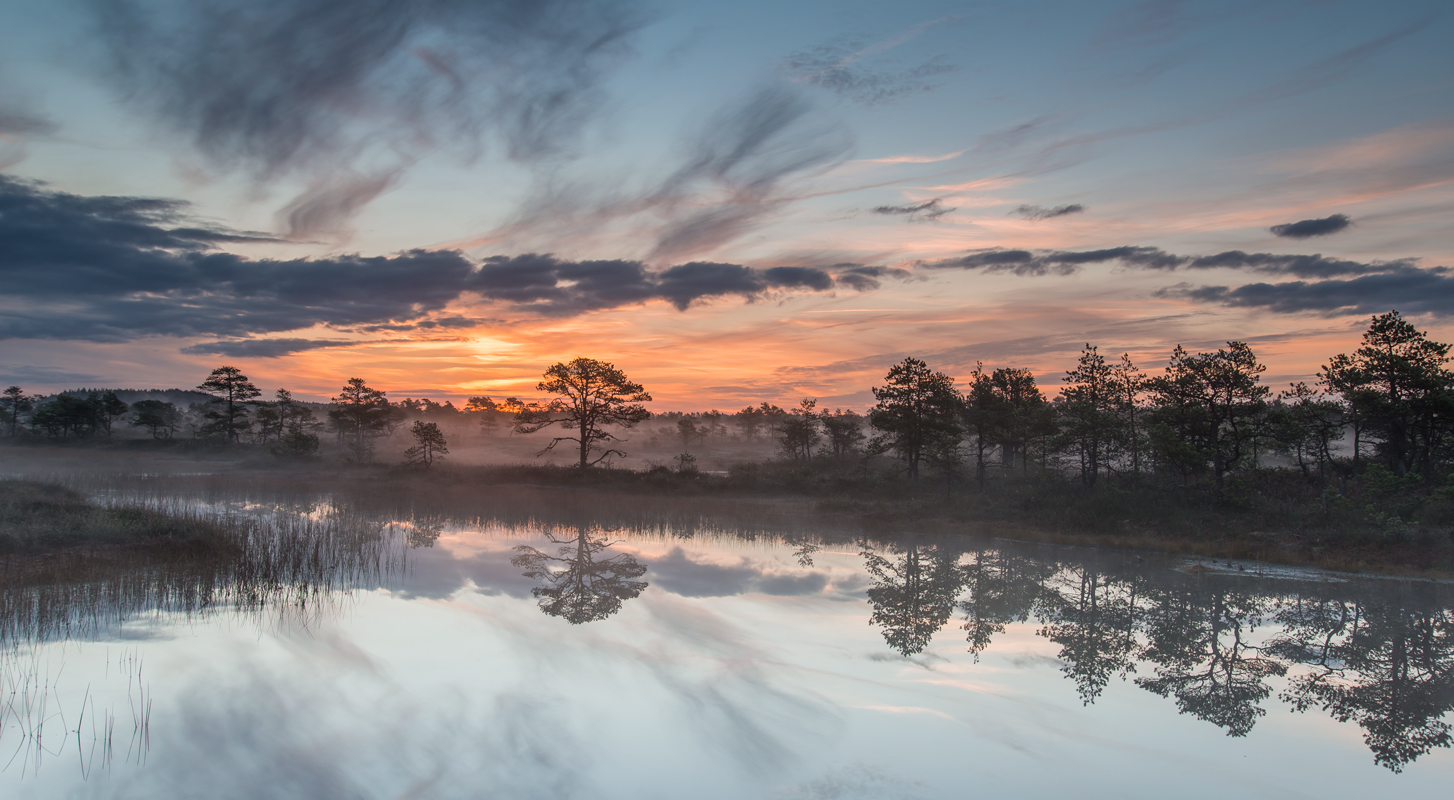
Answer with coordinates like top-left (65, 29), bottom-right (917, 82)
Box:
top-left (0, 498), bottom-right (405, 647)
top-left (511, 525), bottom-right (647, 624)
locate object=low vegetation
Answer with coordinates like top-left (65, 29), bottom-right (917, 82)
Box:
top-left (0, 480), bottom-right (229, 554)
top-left (7, 312), bottom-right (1454, 574)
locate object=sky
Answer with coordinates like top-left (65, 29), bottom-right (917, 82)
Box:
top-left (1, 0), bottom-right (1451, 409)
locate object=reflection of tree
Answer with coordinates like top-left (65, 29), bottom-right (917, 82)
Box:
top-left (862, 538), bottom-right (966, 656)
top-left (1273, 586), bottom-right (1454, 772)
top-left (1134, 583), bottom-right (1284, 737)
top-left (511, 526), bottom-right (648, 624)
top-left (959, 550), bottom-right (1052, 659)
top-left (1035, 560), bottom-right (1144, 704)
top-left (925, 542), bottom-right (1454, 765)
top-left (405, 520), bottom-right (442, 548)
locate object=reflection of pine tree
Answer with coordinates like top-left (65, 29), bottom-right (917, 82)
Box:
top-left (1035, 560), bottom-right (1145, 704)
top-left (1135, 583), bottom-right (1284, 737)
top-left (959, 550), bottom-right (1053, 659)
top-left (862, 538), bottom-right (966, 656)
top-left (1273, 586), bottom-right (1454, 772)
top-left (511, 526), bottom-right (648, 624)
top-left (951, 546), bottom-right (1454, 766)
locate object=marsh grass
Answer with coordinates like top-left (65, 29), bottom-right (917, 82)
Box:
top-left (7, 439), bottom-right (1453, 575)
top-left (64, 466), bottom-right (836, 543)
top-left (0, 480), bottom-right (230, 554)
top-left (0, 479), bottom-right (406, 646)
top-left (0, 648), bottom-right (151, 779)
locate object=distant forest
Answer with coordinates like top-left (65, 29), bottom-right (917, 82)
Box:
top-left (5, 310), bottom-right (1454, 547)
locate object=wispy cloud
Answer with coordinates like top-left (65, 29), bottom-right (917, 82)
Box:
top-left (461, 85), bottom-right (853, 263)
top-left (0, 65), bottom-right (57, 168)
top-left (86, 0), bottom-right (649, 238)
top-left (783, 18), bottom-right (958, 105)
top-left (1012, 203), bottom-right (1085, 221)
top-left (859, 150), bottom-right (964, 165)
top-left (870, 198), bottom-right (954, 221)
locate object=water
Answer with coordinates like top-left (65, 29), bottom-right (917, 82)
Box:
top-left (3, 491), bottom-right (1452, 798)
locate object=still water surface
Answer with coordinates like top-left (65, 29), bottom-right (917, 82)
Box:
top-left (3, 491), bottom-right (1452, 798)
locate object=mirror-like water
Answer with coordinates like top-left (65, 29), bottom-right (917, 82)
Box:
top-left (3, 485), bottom-right (1452, 799)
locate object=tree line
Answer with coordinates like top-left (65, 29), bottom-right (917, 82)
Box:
top-left (6, 310), bottom-right (1454, 497)
top-left (854, 311), bottom-right (1454, 499)
top-left (0, 370), bottom-right (472, 468)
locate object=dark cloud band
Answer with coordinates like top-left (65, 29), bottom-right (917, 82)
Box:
top-left (921, 245), bottom-right (1418, 279)
top-left (0, 176), bottom-right (881, 349)
top-left (1157, 268), bottom-right (1454, 316)
top-left (923, 242), bottom-right (1452, 316)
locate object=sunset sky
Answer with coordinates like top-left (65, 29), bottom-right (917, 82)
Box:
top-left (1, 0), bottom-right (1451, 409)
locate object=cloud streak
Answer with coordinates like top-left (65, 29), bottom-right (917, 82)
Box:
top-left (1013, 203), bottom-right (1084, 220)
top-left (474, 85), bottom-right (853, 263)
top-left (870, 198), bottom-right (953, 221)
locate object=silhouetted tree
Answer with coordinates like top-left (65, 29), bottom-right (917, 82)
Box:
top-left (513, 357), bottom-right (652, 469)
top-left (329, 378), bottom-right (401, 462)
top-left (775, 399), bottom-right (820, 461)
top-left (404, 420), bottom-right (449, 469)
top-left (252, 405), bottom-right (282, 443)
top-left (466, 395), bottom-right (516, 431)
top-left (273, 389), bottom-right (321, 448)
top-left (820, 409), bottom-right (866, 456)
top-left (130, 399), bottom-right (181, 439)
top-left (869, 357), bottom-right (963, 480)
top-left (1113, 353), bottom-right (1147, 484)
top-left (734, 402), bottom-right (784, 441)
top-left (962, 363), bottom-right (1005, 489)
top-left (1268, 383), bottom-right (1346, 483)
top-left (1060, 344), bottom-right (1118, 488)
top-left (30, 394), bottom-right (99, 437)
top-left (198, 366), bottom-right (261, 442)
top-left (676, 417), bottom-right (700, 452)
top-left (1, 386), bottom-right (33, 436)
top-left (92, 391), bottom-right (129, 437)
top-left (1321, 311), bottom-right (1454, 481)
top-left (1146, 342), bottom-right (1270, 490)
top-left (988, 367), bottom-right (1048, 471)
top-left (511, 526), bottom-right (648, 623)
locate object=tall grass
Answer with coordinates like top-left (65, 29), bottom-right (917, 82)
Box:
top-left (0, 480), bottom-right (406, 646)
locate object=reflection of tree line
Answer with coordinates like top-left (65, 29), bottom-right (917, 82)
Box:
top-left (860, 538), bottom-right (1454, 772)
